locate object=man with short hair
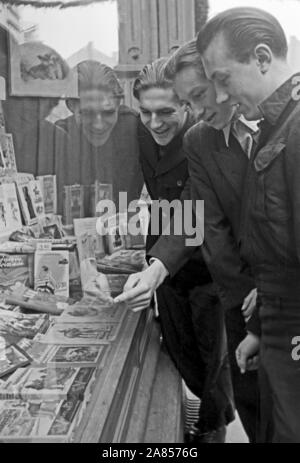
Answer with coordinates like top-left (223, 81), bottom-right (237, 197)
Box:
top-left (197, 6), bottom-right (300, 442)
top-left (117, 43), bottom-right (259, 442)
top-left (131, 57), bottom-right (234, 443)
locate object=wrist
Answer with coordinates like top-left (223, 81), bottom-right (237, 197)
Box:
top-left (148, 258), bottom-right (169, 288)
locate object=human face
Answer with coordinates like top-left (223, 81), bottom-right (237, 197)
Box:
top-left (77, 89), bottom-right (120, 147)
top-left (174, 65), bottom-right (235, 130)
top-left (138, 87), bottom-right (187, 146)
top-left (202, 33), bottom-right (267, 120)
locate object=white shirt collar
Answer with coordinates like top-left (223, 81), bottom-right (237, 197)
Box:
top-left (222, 115), bottom-right (260, 147)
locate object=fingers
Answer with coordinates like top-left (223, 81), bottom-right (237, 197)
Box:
top-left (235, 347), bottom-right (247, 374)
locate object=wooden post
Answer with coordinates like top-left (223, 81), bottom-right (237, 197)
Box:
top-left (115, 0), bottom-right (208, 107)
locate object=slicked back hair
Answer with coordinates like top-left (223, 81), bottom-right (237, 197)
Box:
top-left (197, 7), bottom-right (288, 63)
top-left (164, 39), bottom-right (206, 80)
top-left (133, 57), bottom-right (178, 101)
top-left (76, 60), bottom-right (124, 97)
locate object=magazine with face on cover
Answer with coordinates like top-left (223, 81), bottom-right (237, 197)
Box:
top-left (34, 250), bottom-right (69, 298)
top-left (0, 343), bottom-right (32, 378)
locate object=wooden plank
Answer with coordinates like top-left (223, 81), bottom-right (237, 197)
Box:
top-left (124, 321), bottom-right (162, 443)
top-left (73, 310), bottom-right (143, 442)
top-left (144, 345), bottom-right (184, 443)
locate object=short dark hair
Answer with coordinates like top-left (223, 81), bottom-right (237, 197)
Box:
top-left (76, 60), bottom-right (123, 97)
top-left (133, 57), bottom-right (176, 101)
top-left (164, 39), bottom-right (205, 80)
top-left (197, 7), bottom-right (288, 63)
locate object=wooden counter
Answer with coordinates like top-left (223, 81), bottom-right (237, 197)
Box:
top-left (73, 309), bottom-right (184, 443)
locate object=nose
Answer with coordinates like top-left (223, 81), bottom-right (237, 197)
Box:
top-left (215, 85), bottom-right (229, 105)
top-left (192, 104), bottom-right (205, 122)
top-left (150, 113), bottom-right (163, 130)
top-left (92, 113), bottom-right (105, 130)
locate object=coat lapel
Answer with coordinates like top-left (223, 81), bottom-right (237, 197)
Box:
top-left (211, 131), bottom-right (248, 198)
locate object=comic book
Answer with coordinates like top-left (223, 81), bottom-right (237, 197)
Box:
top-left (73, 217), bottom-right (105, 258)
top-left (37, 175), bottom-right (57, 215)
top-left (0, 397), bottom-right (82, 442)
top-left (34, 250), bottom-right (69, 298)
top-left (91, 181), bottom-right (113, 216)
top-left (17, 338), bottom-right (109, 368)
top-left (35, 321), bottom-right (121, 345)
top-left (0, 365), bottom-right (96, 401)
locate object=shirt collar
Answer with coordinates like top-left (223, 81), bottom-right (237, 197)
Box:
top-left (222, 115), bottom-right (260, 147)
top-left (258, 72), bottom-right (300, 125)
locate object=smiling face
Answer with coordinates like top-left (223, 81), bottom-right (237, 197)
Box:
top-left (202, 33), bottom-right (268, 120)
top-left (174, 65), bottom-right (235, 130)
top-left (75, 88), bottom-right (120, 147)
top-left (138, 87), bottom-right (187, 146)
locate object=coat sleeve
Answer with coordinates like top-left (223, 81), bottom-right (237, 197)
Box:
top-left (185, 129), bottom-right (255, 310)
top-left (148, 177), bottom-right (198, 276)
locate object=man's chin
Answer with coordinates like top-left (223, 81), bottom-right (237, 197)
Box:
top-left (152, 133), bottom-right (173, 146)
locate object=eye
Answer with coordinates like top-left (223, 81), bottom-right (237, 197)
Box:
top-left (140, 108), bottom-right (151, 116)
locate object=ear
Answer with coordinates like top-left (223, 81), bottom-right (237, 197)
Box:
top-left (254, 44), bottom-right (272, 74)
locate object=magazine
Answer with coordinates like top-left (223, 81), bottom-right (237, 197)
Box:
top-left (0, 133), bottom-right (17, 174)
top-left (0, 253), bottom-right (33, 290)
top-left (28, 180), bottom-right (45, 219)
top-left (0, 308), bottom-right (49, 343)
top-left (73, 217), bottom-right (105, 258)
top-left (15, 176), bottom-right (38, 226)
top-left (60, 299), bottom-right (127, 323)
top-left (37, 175), bottom-right (57, 215)
top-left (0, 365), bottom-right (96, 401)
top-left (18, 339), bottom-right (109, 368)
top-left (0, 343), bottom-right (32, 379)
top-left (63, 184), bottom-right (84, 225)
top-left (34, 250), bottom-right (69, 298)
top-left (35, 321), bottom-right (121, 344)
top-left (0, 397), bottom-right (82, 442)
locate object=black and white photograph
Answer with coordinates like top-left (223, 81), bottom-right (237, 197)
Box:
top-left (0, 0), bottom-right (300, 449)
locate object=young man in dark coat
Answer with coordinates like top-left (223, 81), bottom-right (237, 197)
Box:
top-left (128, 58), bottom-right (235, 443)
top-left (117, 43), bottom-right (260, 443)
top-left (197, 6), bottom-right (300, 442)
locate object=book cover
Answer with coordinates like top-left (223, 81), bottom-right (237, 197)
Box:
top-left (0, 253), bottom-right (33, 289)
top-left (35, 321), bottom-right (121, 344)
top-left (0, 343), bottom-right (32, 379)
top-left (92, 181), bottom-right (113, 216)
top-left (34, 250), bottom-right (69, 298)
top-left (0, 365), bottom-right (95, 401)
top-left (28, 180), bottom-right (45, 219)
top-left (37, 175), bottom-right (57, 215)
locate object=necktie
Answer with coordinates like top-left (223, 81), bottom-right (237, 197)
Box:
top-left (231, 119), bottom-right (256, 158)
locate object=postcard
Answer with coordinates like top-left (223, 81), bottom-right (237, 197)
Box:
top-left (29, 180), bottom-right (45, 219)
top-left (37, 175), bottom-right (57, 215)
top-left (35, 321), bottom-right (121, 344)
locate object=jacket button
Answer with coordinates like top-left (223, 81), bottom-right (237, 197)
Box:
top-left (177, 180), bottom-right (183, 186)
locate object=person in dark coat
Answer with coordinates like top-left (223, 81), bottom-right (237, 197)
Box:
top-left (117, 42), bottom-right (260, 443)
top-left (56, 60), bottom-right (144, 215)
top-left (120, 57), bottom-right (235, 443)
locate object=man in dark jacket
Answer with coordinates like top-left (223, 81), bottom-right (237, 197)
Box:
top-left (128, 58), bottom-right (235, 443)
top-left (197, 6), bottom-right (300, 442)
top-left (117, 43), bottom-right (260, 442)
